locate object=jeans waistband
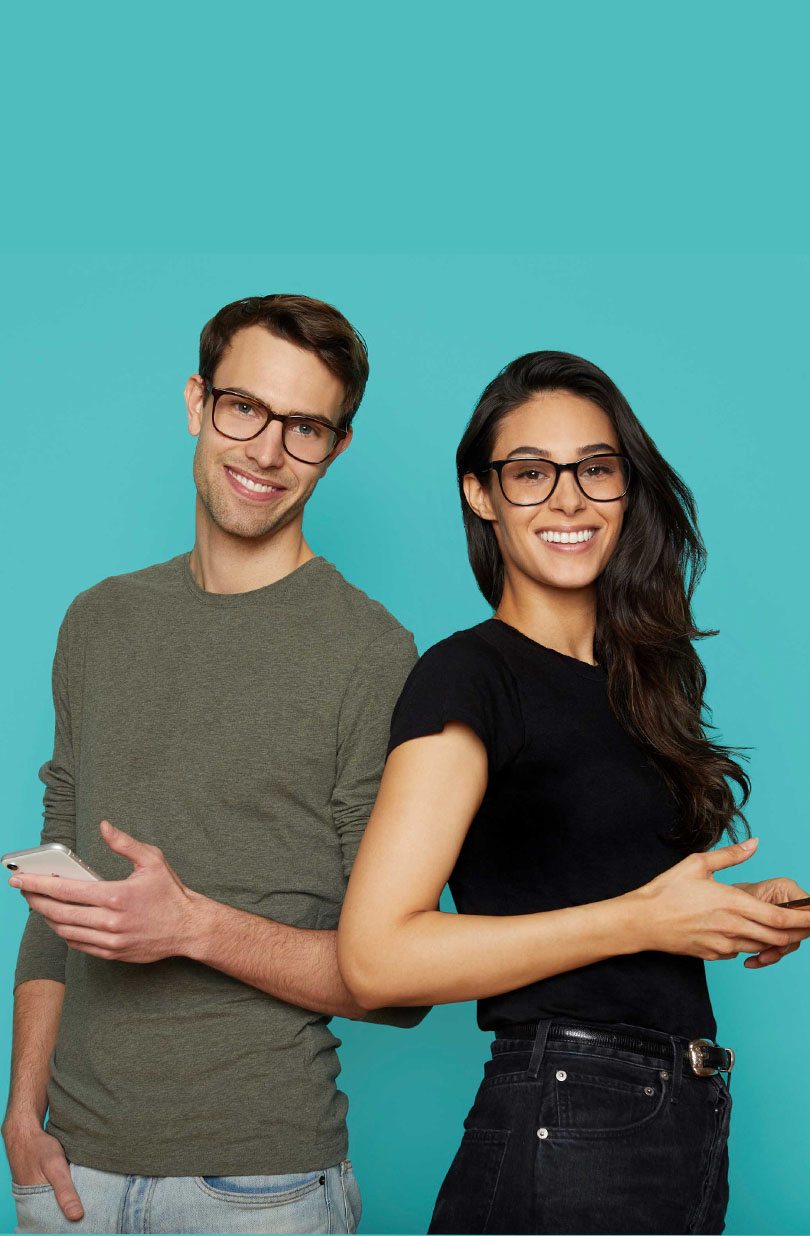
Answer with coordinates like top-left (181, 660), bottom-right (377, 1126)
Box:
top-left (493, 1019), bottom-right (687, 1060)
top-left (492, 1018), bottom-right (734, 1099)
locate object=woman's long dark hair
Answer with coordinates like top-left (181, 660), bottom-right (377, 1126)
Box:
top-left (458, 351), bottom-right (749, 851)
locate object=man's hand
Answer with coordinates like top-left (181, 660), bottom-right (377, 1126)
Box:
top-left (733, 876), bottom-right (810, 969)
top-left (9, 821), bottom-right (196, 963)
top-left (2, 1119), bottom-right (83, 1221)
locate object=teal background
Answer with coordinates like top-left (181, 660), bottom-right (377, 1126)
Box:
top-left (1, 0), bottom-right (808, 1232)
top-left (1, 254), bottom-right (808, 1235)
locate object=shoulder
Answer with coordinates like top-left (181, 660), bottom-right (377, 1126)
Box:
top-left (411, 622), bottom-right (516, 684)
top-left (61, 556), bottom-right (185, 631)
top-left (389, 622), bottom-right (525, 767)
top-left (311, 560), bottom-right (415, 654)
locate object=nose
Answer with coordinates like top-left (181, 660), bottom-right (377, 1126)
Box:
top-left (243, 418), bottom-right (286, 471)
top-left (549, 468), bottom-right (586, 515)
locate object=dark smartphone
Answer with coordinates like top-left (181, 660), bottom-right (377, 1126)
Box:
top-left (777, 896), bottom-right (810, 908)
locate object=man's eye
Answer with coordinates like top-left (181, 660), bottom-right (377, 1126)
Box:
top-left (234, 401), bottom-right (260, 417)
top-left (290, 420), bottom-right (323, 438)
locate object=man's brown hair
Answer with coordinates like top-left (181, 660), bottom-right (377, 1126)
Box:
top-left (199, 294), bottom-right (369, 426)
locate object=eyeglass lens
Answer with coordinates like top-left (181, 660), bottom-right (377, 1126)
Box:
top-left (213, 393), bottom-right (337, 463)
top-left (501, 455), bottom-right (629, 504)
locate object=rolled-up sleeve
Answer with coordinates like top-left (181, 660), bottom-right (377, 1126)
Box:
top-left (14, 607), bottom-right (78, 989)
top-left (331, 626), bottom-right (418, 881)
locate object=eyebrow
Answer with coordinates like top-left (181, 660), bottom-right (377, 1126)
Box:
top-left (505, 442), bottom-right (617, 459)
top-left (217, 384), bottom-right (338, 426)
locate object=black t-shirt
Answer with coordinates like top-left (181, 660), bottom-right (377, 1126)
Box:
top-left (387, 618), bottom-right (716, 1040)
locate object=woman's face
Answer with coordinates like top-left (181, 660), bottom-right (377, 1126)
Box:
top-left (464, 390), bottom-right (628, 596)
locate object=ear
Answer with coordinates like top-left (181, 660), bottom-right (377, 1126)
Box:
top-left (322, 425), bottom-right (353, 472)
top-left (185, 374), bottom-right (206, 438)
top-left (462, 471), bottom-right (497, 523)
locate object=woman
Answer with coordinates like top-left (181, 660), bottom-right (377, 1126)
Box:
top-left (337, 351), bottom-right (810, 1235)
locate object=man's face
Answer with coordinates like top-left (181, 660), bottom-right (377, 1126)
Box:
top-left (185, 325), bottom-right (351, 540)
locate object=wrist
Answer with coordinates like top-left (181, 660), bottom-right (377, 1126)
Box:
top-left (2, 1109), bottom-right (45, 1142)
top-left (609, 889), bottom-right (651, 956)
top-left (180, 890), bottom-right (222, 964)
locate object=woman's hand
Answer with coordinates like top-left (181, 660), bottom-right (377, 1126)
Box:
top-left (733, 875), bottom-right (810, 968)
top-left (626, 838), bottom-right (810, 962)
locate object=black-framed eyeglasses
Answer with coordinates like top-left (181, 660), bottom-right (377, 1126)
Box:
top-left (205, 382), bottom-right (348, 465)
top-left (482, 453), bottom-right (632, 506)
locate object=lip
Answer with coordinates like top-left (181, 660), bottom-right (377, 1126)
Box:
top-left (224, 465), bottom-right (287, 503)
top-left (535, 527), bottom-right (600, 554)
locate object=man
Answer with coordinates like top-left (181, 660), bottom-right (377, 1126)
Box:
top-left (3, 294), bottom-right (424, 1234)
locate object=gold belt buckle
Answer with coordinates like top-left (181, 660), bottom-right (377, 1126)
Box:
top-left (687, 1037), bottom-right (735, 1077)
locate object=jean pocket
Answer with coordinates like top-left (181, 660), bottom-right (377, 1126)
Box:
top-left (195, 1171), bottom-right (325, 1206)
top-left (430, 1128), bottom-right (510, 1235)
top-left (11, 1181), bottom-right (54, 1196)
top-left (552, 1055), bottom-right (666, 1137)
top-left (340, 1160), bottom-right (362, 1234)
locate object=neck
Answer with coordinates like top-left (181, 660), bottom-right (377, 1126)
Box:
top-left (496, 576), bottom-right (599, 666)
top-left (189, 498), bottom-right (315, 595)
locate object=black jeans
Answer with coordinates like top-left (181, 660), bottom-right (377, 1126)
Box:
top-left (428, 1019), bottom-right (732, 1235)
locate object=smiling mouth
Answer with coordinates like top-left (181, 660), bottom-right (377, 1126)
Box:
top-left (224, 465), bottom-right (286, 495)
top-left (538, 528), bottom-right (597, 544)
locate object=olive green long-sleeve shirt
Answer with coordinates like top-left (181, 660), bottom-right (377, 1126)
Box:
top-left (15, 553), bottom-right (419, 1176)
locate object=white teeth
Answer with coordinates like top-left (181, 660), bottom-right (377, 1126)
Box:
top-left (539, 529), bottom-right (595, 544)
top-left (228, 468), bottom-right (276, 494)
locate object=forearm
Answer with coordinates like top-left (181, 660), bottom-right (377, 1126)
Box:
top-left (339, 895), bottom-right (641, 1008)
top-left (183, 893), bottom-right (368, 1019)
top-left (3, 979), bottom-right (64, 1130)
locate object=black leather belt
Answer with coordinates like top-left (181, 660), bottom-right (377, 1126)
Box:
top-left (494, 1021), bottom-right (735, 1077)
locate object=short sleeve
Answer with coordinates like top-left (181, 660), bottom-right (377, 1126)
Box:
top-left (387, 630), bottom-right (525, 773)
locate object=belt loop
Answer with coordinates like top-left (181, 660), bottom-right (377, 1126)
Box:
top-left (528, 1019), bottom-right (553, 1079)
top-left (669, 1034), bottom-right (684, 1104)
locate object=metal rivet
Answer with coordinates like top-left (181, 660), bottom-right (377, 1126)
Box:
top-left (555, 1070), bottom-right (567, 1081)
top-left (644, 1086), bottom-right (655, 1096)
top-left (536, 1127), bottom-right (548, 1139)
top-left (660, 1071), bottom-right (669, 1080)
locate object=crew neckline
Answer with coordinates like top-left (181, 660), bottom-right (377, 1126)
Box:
top-left (485, 617), bottom-right (606, 680)
top-left (180, 552), bottom-right (329, 607)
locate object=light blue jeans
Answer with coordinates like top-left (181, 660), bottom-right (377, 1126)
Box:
top-left (12, 1160), bottom-right (362, 1234)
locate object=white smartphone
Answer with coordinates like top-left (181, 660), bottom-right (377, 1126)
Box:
top-left (2, 843), bottom-right (101, 882)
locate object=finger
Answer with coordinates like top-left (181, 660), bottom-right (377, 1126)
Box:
top-left (732, 923), bottom-right (810, 951)
top-left (44, 920), bottom-right (121, 951)
top-left (745, 943), bottom-right (800, 969)
top-left (44, 1155), bottom-right (83, 1221)
top-left (99, 820), bottom-right (161, 870)
top-left (703, 837), bottom-right (758, 872)
top-left (732, 929), bottom-right (796, 949)
top-left (66, 941), bottom-right (118, 960)
top-left (737, 897), bottom-right (810, 932)
top-left (9, 872), bottom-right (118, 904)
top-left (745, 950), bottom-right (783, 968)
top-left (23, 894), bottom-right (116, 931)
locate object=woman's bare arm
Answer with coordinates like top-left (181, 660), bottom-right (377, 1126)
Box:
top-left (337, 724), bottom-right (810, 1008)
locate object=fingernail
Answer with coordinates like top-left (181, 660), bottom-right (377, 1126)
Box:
top-left (9, 877), bottom-right (21, 888)
top-left (741, 837), bottom-right (757, 850)
top-left (66, 1203), bottom-right (82, 1218)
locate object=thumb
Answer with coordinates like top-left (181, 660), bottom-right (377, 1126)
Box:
top-left (703, 836), bottom-right (758, 873)
top-left (99, 819), bottom-right (153, 869)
